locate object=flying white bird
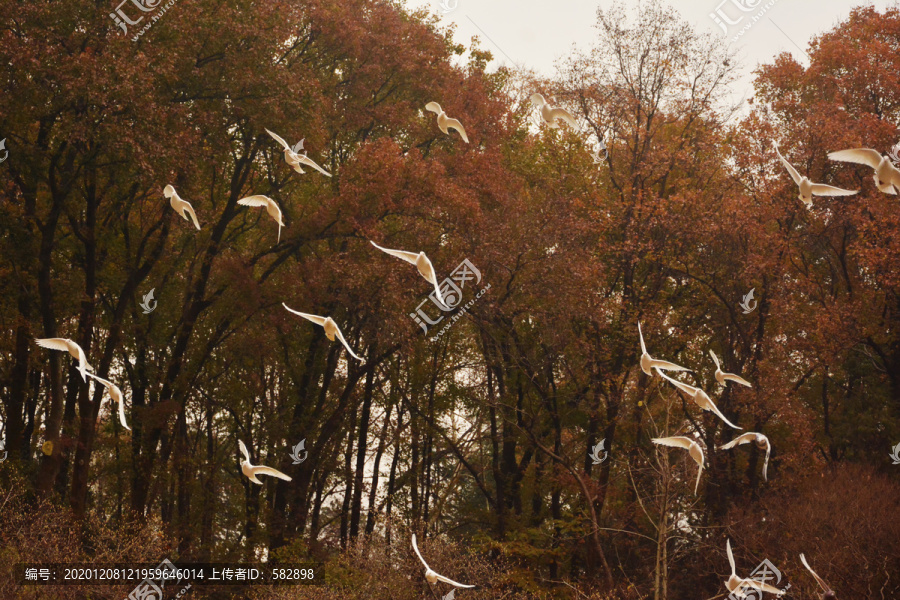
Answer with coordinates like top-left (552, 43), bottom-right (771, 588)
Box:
top-left (657, 369), bottom-right (742, 430)
top-left (238, 440), bottom-right (292, 485)
top-left (800, 553), bottom-right (837, 600)
top-left (163, 185), bottom-right (201, 230)
top-left (719, 432), bottom-right (771, 481)
top-left (411, 534), bottom-right (474, 589)
top-left (828, 147), bottom-right (900, 195)
top-left (237, 195), bottom-right (285, 242)
top-left (370, 241), bottom-right (447, 308)
top-left (529, 93), bottom-right (577, 129)
top-left (265, 129), bottom-right (332, 177)
top-left (638, 322), bottom-right (691, 377)
top-left (709, 350), bottom-right (752, 388)
top-left (282, 304), bottom-right (364, 362)
top-left (651, 436), bottom-right (706, 494)
top-left (85, 373), bottom-right (131, 431)
top-left (725, 539), bottom-right (786, 598)
top-left (424, 102), bottom-right (469, 143)
top-left (35, 338), bottom-right (93, 382)
top-left (773, 143), bottom-right (857, 206)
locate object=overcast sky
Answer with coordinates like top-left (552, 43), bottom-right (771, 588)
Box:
top-left (403, 0), bottom-right (895, 100)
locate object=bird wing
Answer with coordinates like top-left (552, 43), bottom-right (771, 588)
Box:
top-left (297, 154), bottom-right (332, 177)
top-left (431, 276), bottom-right (448, 309)
top-left (656, 369), bottom-right (699, 395)
top-left (265, 128), bottom-right (292, 151)
top-left (411, 534), bottom-right (430, 570)
top-left (722, 372), bottom-right (753, 387)
top-left (332, 323), bottom-right (364, 362)
top-left (370, 240), bottom-right (420, 265)
top-left (237, 195), bottom-right (273, 208)
top-left (810, 183), bottom-right (857, 197)
top-left (425, 102), bottom-right (442, 115)
top-left (117, 395), bottom-right (131, 431)
top-left (251, 465), bottom-right (292, 481)
top-left (238, 440), bottom-right (251, 462)
top-left (85, 371), bottom-right (113, 391)
top-left (35, 338), bottom-right (73, 352)
top-left (762, 438), bottom-right (770, 481)
top-left (651, 436), bottom-right (694, 451)
top-left (650, 359), bottom-right (690, 373)
top-left (638, 322), bottom-right (647, 355)
top-left (719, 432), bottom-right (755, 450)
top-left (709, 349), bottom-right (721, 370)
top-left (740, 578), bottom-right (784, 595)
top-left (549, 107), bottom-right (577, 129)
top-left (773, 143), bottom-right (802, 185)
top-left (800, 554), bottom-right (832, 592)
top-left (445, 118), bottom-right (469, 143)
top-left (726, 539), bottom-right (736, 575)
top-left (181, 201), bottom-right (201, 230)
top-left (828, 147), bottom-right (883, 169)
top-left (701, 395), bottom-right (742, 430)
top-left (282, 304), bottom-right (327, 327)
top-left (434, 573), bottom-right (475, 589)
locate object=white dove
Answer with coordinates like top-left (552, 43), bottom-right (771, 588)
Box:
top-left (709, 350), bottom-right (752, 388)
top-left (237, 195), bottom-right (285, 242)
top-left (656, 369), bottom-right (742, 430)
top-left (800, 553), bottom-right (837, 600)
top-left (35, 338), bottom-right (93, 382)
top-left (411, 534), bottom-right (474, 589)
top-left (424, 102), bottom-right (469, 143)
top-left (529, 93), bottom-right (577, 129)
top-left (651, 436), bottom-right (705, 494)
top-left (719, 432), bottom-right (771, 481)
top-left (163, 185), bottom-right (201, 230)
top-left (238, 440), bottom-right (292, 485)
top-left (370, 241), bottom-right (447, 308)
top-left (265, 129), bottom-right (332, 177)
top-left (725, 539), bottom-right (786, 598)
top-left (773, 143), bottom-right (857, 206)
top-left (828, 147), bottom-right (900, 195)
top-left (282, 304), bottom-right (364, 361)
top-left (638, 322), bottom-right (691, 377)
top-left (85, 372), bottom-right (131, 431)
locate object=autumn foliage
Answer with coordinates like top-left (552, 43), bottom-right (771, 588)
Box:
top-left (0, 0), bottom-right (899, 599)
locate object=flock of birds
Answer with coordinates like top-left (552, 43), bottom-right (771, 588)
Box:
top-left (30, 90), bottom-right (898, 598)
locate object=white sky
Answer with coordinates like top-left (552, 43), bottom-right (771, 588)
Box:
top-left (404, 0), bottom-right (895, 99)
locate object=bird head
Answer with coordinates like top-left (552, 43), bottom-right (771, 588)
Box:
top-left (163, 185), bottom-right (175, 198)
top-left (529, 93), bottom-right (546, 107)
